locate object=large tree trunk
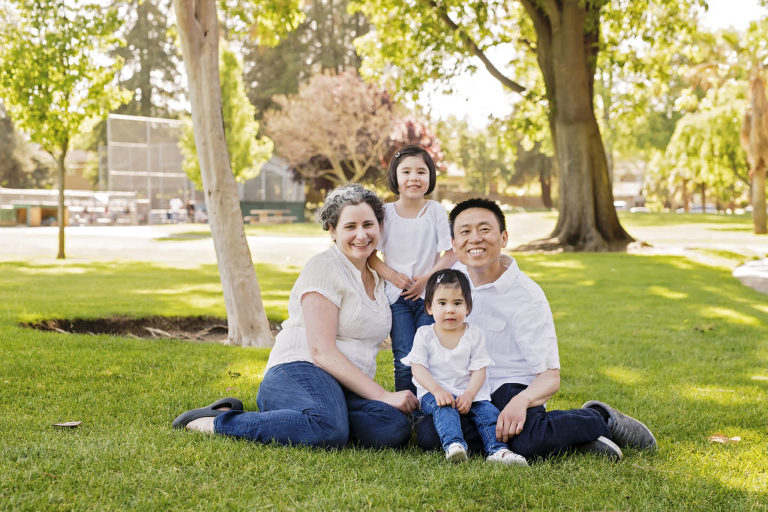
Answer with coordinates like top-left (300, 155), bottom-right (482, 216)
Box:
top-left (753, 169), bottom-right (767, 234)
top-left (173, 0), bottom-right (273, 347)
top-left (56, 151), bottom-right (66, 260)
top-left (520, 0), bottom-right (633, 251)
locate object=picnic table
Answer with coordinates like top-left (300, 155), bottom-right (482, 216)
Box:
top-left (244, 209), bottom-right (298, 224)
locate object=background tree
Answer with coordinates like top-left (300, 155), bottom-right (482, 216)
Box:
top-left (179, 42), bottom-right (273, 190)
top-left (172, 0), bottom-right (301, 347)
top-left (351, 0), bottom-right (711, 251)
top-left (263, 71), bottom-right (398, 197)
top-left (741, 74), bottom-right (768, 234)
top-left (0, 104), bottom-right (56, 189)
top-left (112, 0), bottom-right (181, 117)
top-left (0, 0), bottom-right (130, 259)
top-left (242, 0), bottom-right (369, 117)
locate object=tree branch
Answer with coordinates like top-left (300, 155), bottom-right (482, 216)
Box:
top-left (428, 0), bottom-right (526, 94)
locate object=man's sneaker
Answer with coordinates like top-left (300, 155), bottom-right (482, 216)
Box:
top-left (574, 435), bottom-right (622, 462)
top-left (486, 448), bottom-right (529, 466)
top-left (582, 400), bottom-right (657, 451)
top-left (445, 442), bottom-right (468, 462)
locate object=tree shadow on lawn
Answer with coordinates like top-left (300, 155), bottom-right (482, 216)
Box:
top-left (0, 260), bottom-right (299, 327)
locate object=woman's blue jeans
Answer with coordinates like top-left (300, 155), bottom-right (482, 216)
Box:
top-left (417, 383), bottom-right (610, 459)
top-left (421, 393), bottom-right (508, 456)
top-left (390, 296), bottom-right (434, 393)
top-left (213, 361), bottom-right (412, 449)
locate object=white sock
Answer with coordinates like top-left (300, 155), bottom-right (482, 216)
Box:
top-left (186, 416), bottom-right (215, 433)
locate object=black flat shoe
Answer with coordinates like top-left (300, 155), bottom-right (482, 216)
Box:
top-left (173, 405), bottom-right (231, 429)
top-left (209, 397), bottom-right (244, 411)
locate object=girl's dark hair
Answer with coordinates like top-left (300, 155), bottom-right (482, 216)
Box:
top-left (386, 145), bottom-right (437, 196)
top-left (424, 269), bottom-right (472, 314)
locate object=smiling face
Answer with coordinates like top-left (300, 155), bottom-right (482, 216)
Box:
top-left (426, 283), bottom-right (468, 332)
top-left (329, 202), bottom-right (381, 269)
top-left (452, 207), bottom-right (508, 275)
top-left (395, 155), bottom-right (430, 200)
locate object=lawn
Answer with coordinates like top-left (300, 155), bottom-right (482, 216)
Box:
top-left (1, 247), bottom-right (767, 510)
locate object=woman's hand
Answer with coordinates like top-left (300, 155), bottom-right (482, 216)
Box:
top-left (455, 392), bottom-right (475, 415)
top-left (433, 388), bottom-right (455, 408)
top-left (380, 390), bottom-right (419, 414)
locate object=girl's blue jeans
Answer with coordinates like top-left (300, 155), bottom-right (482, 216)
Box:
top-left (213, 361), bottom-right (411, 449)
top-left (421, 393), bottom-right (508, 456)
top-left (417, 383), bottom-right (611, 459)
top-left (390, 296), bottom-right (434, 393)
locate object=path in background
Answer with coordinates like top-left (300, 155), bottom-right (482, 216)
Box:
top-left (1, 215), bottom-right (766, 293)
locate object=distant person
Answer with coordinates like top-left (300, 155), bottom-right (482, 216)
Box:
top-left (402, 269), bottom-right (527, 466)
top-left (173, 184), bottom-right (417, 449)
top-left (368, 145), bottom-right (456, 395)
top-left (417, 198), bottom-right (657, 461)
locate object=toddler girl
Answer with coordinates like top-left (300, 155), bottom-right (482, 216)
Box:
top-left (401, 269), bottom-right (528, 465)
top-left (369, 145), bottom-right (456, 394)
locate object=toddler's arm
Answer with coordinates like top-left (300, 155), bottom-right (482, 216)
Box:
top-left (368, 251), bottom-right (413, 290)
top-left (455, 367), bottom-right (487, 415)
top-left (411, 363), bottom-right (455, 408)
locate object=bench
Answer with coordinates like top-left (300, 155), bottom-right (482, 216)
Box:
top-left (245, 209), bottom-right (298, 224)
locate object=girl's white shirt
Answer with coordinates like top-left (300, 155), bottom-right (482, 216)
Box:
top-left (265, 244), bottom-right (391, 379)
top-left (401, 323), bottom-right (493, 402)
top-left (377, 200), bottom-right (453, 304)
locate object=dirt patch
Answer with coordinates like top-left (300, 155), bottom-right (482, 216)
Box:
top-left (22, 315), bottom-right (281, 342)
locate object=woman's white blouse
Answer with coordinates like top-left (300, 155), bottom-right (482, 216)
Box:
top-left (264, 244), bottom-right (391, 379)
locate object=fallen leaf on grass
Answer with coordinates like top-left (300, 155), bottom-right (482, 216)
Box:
top-left (708, 433), bottom-right (741, 444)
top-left (693, 323), bottom-right (716, 332)
top-left (53, 421), bottom-right (82, 428)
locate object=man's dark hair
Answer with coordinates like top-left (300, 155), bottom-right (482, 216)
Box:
top-left (424, 269), bottom-right (473, 315)
top-left (386, 145), bottom-right (437, 196)
top-left (449, 198), bottom-right (506, 237)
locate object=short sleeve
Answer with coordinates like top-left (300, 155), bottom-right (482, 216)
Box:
top-left (513, 291), bottom-right (560, 373)
top-left (401, 326), bottom-right (432, 368)
top-left (466, 325), bottom-right (493, 371)
top-left (376, 203), bottom-right (392, 252)
top-left (293, 255), bottom-right (343, 308)
top-left (431, 201), bottom-right (453, 253)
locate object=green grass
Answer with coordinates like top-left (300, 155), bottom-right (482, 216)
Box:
top-left (1, 252), bottom-right (767, 510)
top-left (158, 222), bottom-right (325, 241)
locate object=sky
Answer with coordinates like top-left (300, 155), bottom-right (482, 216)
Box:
top-left (423, 0), bottom-right (768, 129)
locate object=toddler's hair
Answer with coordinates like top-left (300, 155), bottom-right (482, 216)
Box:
top-left (386, 145), bottom-right (437, 196)
top-left (424, 269), bottom-right (472, 314)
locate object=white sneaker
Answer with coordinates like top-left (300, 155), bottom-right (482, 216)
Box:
top-left (486, 448), bottom-right (528, 466)
top-left (445, 442), bottom-right (468, 462)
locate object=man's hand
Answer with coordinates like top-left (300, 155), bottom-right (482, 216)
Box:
top-left (433, 389), bottom-right (455, 408)
top-left (496, 394), bottom-right (529, 443)
top-left (381, 390), bottom-right (419, 414)
top-left (455, 392), bottom-right (475, 415)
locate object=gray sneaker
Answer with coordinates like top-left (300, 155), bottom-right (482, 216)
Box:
top-left (582, 400), bottom-right (657, 451)
top-left (574, 435), bottom-right (622, 462)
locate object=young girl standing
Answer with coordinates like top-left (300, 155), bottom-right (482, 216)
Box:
top-left (369, 145), bottom-right (456, 394)
top-left (402, 270), bottom-right (528, 465)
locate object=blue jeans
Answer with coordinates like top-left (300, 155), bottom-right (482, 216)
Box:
top-left (214, 361), bottom-right (411, 449)
top-left (421, 393), bottom-right (508, 456)
top-left (390, 296), bottom-right (434, 393)
top-left (417, 383), bottom-right (610, 459)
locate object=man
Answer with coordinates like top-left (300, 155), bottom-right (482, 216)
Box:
top-left (416, 198), bottom-right (656, 461)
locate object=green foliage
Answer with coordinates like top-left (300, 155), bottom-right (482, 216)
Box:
top-left (0, 112), bottom-right (56, 188)
top-left (1, 247), bottom-right (768, 509)
top-left (180, 42), bottom-right (273, 190)
top-left (0, 0), bottom-right (131, 158)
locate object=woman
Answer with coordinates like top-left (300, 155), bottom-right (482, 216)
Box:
top-left (173, 184), bottom-right (419, 449)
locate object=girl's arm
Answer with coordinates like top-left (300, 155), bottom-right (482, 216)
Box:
top-left (402, 249), bottom-right (458, 300)
top-left (367, 251), bottom-right (413, 290)
top-left (411, 363), bottom-right (454, 407)
top-left (303, 292), bottom-right (419, 414)
top-left (455, 367), bottom-right (486, 414)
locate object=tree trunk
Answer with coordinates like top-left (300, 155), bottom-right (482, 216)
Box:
top-left (700, 184), bottom-right (706, 214)
top-left (520, 0), bottom-right (632, 251)
top-left (753, 169), bottom-right (767, 234)
top-left (173, 0), bottom-right (273, 347)
top-left (56, 151), bottom-right (66, 259)
top-left (539, 169), bottom-right (552, 209)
